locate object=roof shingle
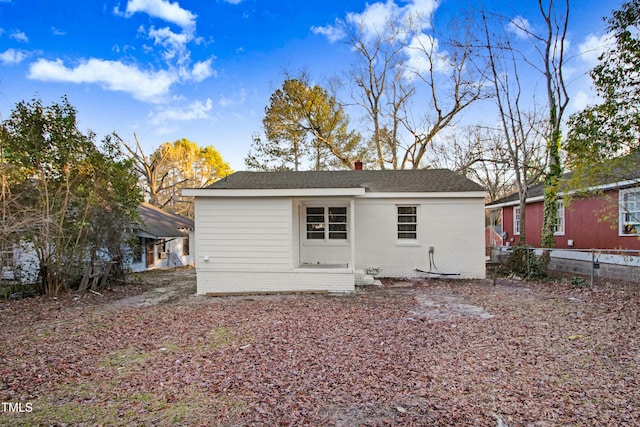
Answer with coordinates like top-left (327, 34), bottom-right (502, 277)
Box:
top-left (207, 170), bottom-right (486, 193)
top-left (135, 203), bottom-right (193, 238)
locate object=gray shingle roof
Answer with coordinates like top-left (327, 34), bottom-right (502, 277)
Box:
top-left (487, 152), bottom-right (640, 206)
top-left (135, 203), bottom-right (193, 238)
top-left (208, 169), bottom-right (486, 193)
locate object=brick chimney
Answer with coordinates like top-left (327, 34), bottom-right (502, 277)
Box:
top-left (354, 160), bottom-right (363, 170)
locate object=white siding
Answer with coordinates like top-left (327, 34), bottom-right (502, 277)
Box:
top-left (354, 198), bottom-right (485, 279)
top-left (193, 197), bottom-right (356, 294)
top-left (196, 270), bottom-right (354, 295)
top-left (194, 197), bottom-right (292, 272)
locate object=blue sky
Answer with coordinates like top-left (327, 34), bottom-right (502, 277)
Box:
top-left (0, 0), bottom-right (621, 170)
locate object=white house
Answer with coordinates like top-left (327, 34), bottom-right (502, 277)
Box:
top-left (183, 169), bottom-right (487, 295)
top-left (128, 203), bottom-right (195, 272)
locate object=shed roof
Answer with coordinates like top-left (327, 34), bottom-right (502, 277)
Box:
top-left (134, 203), bottom-right (193, 239)
top-left (207, 169), bottom-right (486, 193)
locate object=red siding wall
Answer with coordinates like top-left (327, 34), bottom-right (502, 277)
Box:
top-left (499, 190), bottom-right (640, 250)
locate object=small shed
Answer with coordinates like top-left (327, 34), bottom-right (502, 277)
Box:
top-left (184, 169), bottom-right (487, 295)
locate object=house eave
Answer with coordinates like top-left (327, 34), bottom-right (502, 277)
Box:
top-left (183, 188), bottom-right (367, 197)
top-left (183, 188), bottom-right (486, 199)
top-left (485, 179), bottom-right (640, 209)
top-left (360, 191), bottom-right (487, 199)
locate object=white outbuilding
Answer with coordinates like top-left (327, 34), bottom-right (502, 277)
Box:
top-left (183, 169), bottom-right (486, 295)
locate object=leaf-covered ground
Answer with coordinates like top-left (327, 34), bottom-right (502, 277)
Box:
top-left (0, 271), bottom-right (638, 426)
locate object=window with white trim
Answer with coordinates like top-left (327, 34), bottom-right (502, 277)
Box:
top-left (620, 188), bottom-right (640, 235)
top-left (514, 206), bottom-right (521, 235)
top-left (397, 206), bottom-right (417, 239)
top-left (305, 206), bottom-right (347, 240)
top-left (554, 200), bottom-right (565, 235)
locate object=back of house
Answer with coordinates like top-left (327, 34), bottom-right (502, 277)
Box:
top-left (184, 169), bottom-right (487, 295)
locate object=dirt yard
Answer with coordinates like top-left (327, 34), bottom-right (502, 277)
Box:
top-left (0, 269), bottom-right (638, 426)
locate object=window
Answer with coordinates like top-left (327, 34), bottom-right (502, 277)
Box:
top-left (133, 237), bottom-right (143, 263)
top-left (305, 206), bottom-right (347, 240)
top-left (397, 206), bottom-right (417, 239)
top-left (183, 237), bottom-right (190, 256)
top-left (514, 206), bottom-right (521, 235)
top-left (554, 200), bottom-right (565, 235)
top-left (328, 207), bottom-right (348, 239)
top-left (621, 188), bottom-right (640, 235)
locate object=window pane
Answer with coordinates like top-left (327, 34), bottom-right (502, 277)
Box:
top-left (398, 232), bottom-right (417, 239)
top-left (554, 201), bottom-right (564, 233)
top-left (398, 224), bottom-right (417, 232)
top-left (329, 232), bottom-right (347, 239)
top-left (307, 215), bottom-right (325, 223)
top-left (307, 207), bottom-right (324, 215)
top-left (398, 206), bottom-right (417, 215)
top-left (329, 207), bottom-right (346, 215)
top-left (622, 190), bottom-right (640, 234)
top-left (307, 232), bottom-right (325, 239)
top-left (398, 216), bottom-right (416, 223)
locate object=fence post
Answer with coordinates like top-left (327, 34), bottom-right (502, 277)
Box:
top-left (590, 250), bottom-right (595, 290)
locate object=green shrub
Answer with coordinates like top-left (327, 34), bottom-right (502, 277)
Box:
top-left (571, 276), bottom-right (588, 288)
top-left (509, 245), bottom-right (547, 279)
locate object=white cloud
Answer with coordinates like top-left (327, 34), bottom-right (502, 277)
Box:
top-left (223, 0), bottom-right (243, 4)
top-left (403, 33), bottom-right (450, 79)
top-left (189, 58), bottom-right (216, 82)
top-left (311, 20), bottom-right (346, 44)
top-left (218, 88), bottom-right (247, 107)
top-left (149, 98), bottom-right (213, 124)
top-left (27, 58), bottom-right (176, 103)
top-left (10, 30), bottom-right (28, 43)
top-left (506, 15), bottom-right (532, 40)
top-left (313, 0), bottom-right (437, 44)
top-left (578, 33), bottom-right (615, 67)
top-left (0, 48), bottom-right (28, 65)
top-left (115, 0), bottom-right (196, 31)
top-left (154, 125), bottom-right (179, 135)
top-left (346, 1), bottom-right (401, 42)
top-left (51, 27), bottom-right (66, 36)
top-left (147, 25), bottom-right (192, 63)
top-left (570, 89), bottom-right (600, 113)
top-left (404, 0), bottom-right (438, 31)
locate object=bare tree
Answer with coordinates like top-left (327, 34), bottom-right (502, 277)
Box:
top-left (111, 133), bottom-right (171, 207)
top-left (425, 125), bottom-right (521, 203)
top-left (347, 16), bottom-right (413, 170)
top-left (346, 6), bottom-right (489, 170)
top-left (400, 14), bottom-right (489, 169)
top-left (482, 11), bottom-right (549, 245)
top-left (506, 0), bottom-right (570, 250)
